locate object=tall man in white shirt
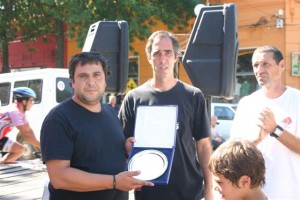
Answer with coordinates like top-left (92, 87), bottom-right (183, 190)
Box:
top-left (231, 45), bottom-right (300, 199)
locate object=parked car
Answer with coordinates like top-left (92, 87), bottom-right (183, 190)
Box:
top-left (211, 103), bottom-right (236, 140)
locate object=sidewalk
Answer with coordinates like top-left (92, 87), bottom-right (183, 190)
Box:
top-left (0, 160), bottom-right (48, 200)
top-left (0, 160), bottom-right (135, 200)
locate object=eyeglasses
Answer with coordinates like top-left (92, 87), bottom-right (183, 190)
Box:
top-left (28, 99), bottom-right (35, 104)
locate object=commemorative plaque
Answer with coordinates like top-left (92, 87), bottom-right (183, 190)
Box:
top-left (127, 105), bottom-right (178, 184)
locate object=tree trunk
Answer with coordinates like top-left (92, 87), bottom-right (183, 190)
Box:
top-left (55, 19), bottom-right (64, 68)
top-left (1, 30), bottom-right (10, 73)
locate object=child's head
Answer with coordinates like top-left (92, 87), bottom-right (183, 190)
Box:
top-left (208, 140), bottom-right (266, 198)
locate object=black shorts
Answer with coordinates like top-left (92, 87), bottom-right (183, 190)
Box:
top-left (0, 137), bottom-right (10, 151)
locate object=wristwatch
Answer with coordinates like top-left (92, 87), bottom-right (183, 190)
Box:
top-left (270, 125), bottom-right (284, 138)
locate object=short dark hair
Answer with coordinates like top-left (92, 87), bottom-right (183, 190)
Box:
top-left (69, 52), bottom-right (110, 81)
top-left (208, 140), bottom-right (266, 189)
top-left (14, 97), bottom-right (30, 103)
top-left (253, 45), bottom-right (283, 64)
top-left (145, 30), bottom-right (180, 58)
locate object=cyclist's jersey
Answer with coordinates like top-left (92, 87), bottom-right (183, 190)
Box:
top-left (0, 105), bottom-right (28, 139)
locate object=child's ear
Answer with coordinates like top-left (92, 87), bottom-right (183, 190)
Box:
top-left (238, 175), bottom-right (251, 188)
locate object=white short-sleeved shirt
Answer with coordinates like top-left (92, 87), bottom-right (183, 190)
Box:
top-left (231, 87), bottom-right (300, 199)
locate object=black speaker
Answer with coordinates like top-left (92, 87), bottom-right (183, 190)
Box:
top-left (182, 4), bottom-right (239, 99)
top-left (82, 20), bottom-right (129, 93)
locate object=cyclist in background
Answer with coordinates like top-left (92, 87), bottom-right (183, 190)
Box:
top-left (0, 87), bottom-right (40, 163)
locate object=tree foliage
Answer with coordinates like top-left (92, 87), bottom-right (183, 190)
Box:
top-left (0, 1), bottom-right (52, 72)
top-left (68, 0), bottom-right (199, 47)
top-left (0, 0), bottom-right (201, 73)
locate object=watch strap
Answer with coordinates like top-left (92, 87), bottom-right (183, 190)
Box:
top-left (270, 125), bottom-right (283, 138)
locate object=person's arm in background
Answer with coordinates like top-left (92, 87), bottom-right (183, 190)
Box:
top-left (196, 137), bottom-right (213, 200)
top-left (16, 123), bottom-right (40, 149)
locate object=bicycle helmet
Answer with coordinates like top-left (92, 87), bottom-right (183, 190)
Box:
top-left (13, 87), bottom-right (36, 99)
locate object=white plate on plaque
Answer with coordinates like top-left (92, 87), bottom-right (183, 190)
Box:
top-left (128, 150), bottom-right (168, 181)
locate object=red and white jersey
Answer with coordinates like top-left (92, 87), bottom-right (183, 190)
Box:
top-left (0, 105), bottom-right (28, 139)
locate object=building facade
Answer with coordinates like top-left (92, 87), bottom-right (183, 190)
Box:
top-left (211, 0), bottom-right (300, 102)
top-left (129, 0), bottom-right (300, 102)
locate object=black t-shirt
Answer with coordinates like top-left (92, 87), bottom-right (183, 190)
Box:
top-left (41, 98), bottom-right (128, 200)
top-left (119, 81), bottom-right (210, 200)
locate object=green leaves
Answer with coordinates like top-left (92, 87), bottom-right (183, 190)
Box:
top-left (0, 0), bottom-right (200, 44)
top-left (0, 0), bottom-right (201, 72)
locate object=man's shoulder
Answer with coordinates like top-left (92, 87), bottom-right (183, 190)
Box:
top-left (286, 86), bottom-right (300, 95)
top-left (47, 98), bottom-right (72, 115)
top-left (239, 89), bottom-right (262, 102)
top-left (126, 82), bottom-right (150, 95)
top-left (177, 80), bottom-right (202, 93)
top-left (178, 80), bottom-right (197, 89)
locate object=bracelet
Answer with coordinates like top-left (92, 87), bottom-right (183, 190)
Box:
top-left (113, 175), bottom-right (116, 190)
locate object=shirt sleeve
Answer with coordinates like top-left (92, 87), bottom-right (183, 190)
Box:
top-left (9, 110), bottom-right (28, 126)
top-left (118, 92), bottom-right (136, 139)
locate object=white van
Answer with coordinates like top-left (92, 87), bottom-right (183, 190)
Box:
top-left (211, 103), bottom-right (237, 140)
top-left (0, 68), bottom-right (73, 159)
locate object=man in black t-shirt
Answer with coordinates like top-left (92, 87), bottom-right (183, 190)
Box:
top-left (41, 52), bottom-right (153, 200)
top-left (119, 31), bottom-right (213, 200)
